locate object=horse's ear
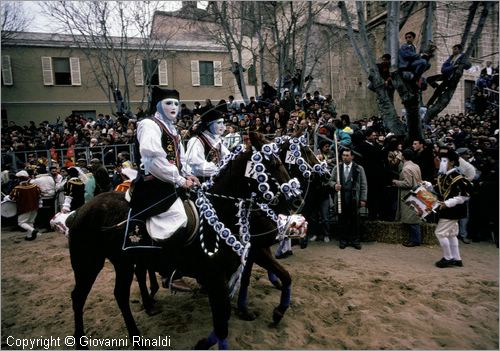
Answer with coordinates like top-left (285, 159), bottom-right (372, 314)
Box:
top-left (248, 131), bottom-right (266, 149)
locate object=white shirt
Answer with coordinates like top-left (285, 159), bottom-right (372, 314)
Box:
top-left (31, 173), bottom-right (56, 199)
top-left (185, 131), bottom-right (230, 178)
top-left (344, 163), bottom-right (351, 181)
top-left (137, 114), bottom-right (191, 187)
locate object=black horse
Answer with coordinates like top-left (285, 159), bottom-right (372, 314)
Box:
top-left (235, 132), bottom-right (329, 321)
top-left (67, 132), bottom-right (301, 349)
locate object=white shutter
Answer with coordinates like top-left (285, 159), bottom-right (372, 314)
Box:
top-left (158, 59), bottom-right (168, 86)
top-left (70, 57), bottom-right (81, 86)
top-left (134, 59), bottom-right (144, 86)
top-left (1, 55), bottom-right (13, 85)
top-left (191, 60), bottom-right (200, 86)
top-left (213, 60), bottom-right (222, 86)
top-left (41, 56), bottom-right (53, 86)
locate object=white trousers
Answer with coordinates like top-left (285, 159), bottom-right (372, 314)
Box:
top-left (435, 218), bottom-right (459, 238)
top-left (18, 211), bottom-right (37, 235)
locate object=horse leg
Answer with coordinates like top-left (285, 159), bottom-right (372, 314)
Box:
top-left (254, 246), bottom-right (291, 325)
top-left (134, 263), bottom-right (160, 316)
top-left (71, 258), bottom-right (105, 349)
top-left (113, 262), bottom-right (142, 346)
top-left (148, 268), bottom-right (159, 298)
top-left (236, 257), bottom-right (257, 321)
top-left (267, 271), bottom-right (282, 289)
top-left (194, 275), bottom-right (230, 350)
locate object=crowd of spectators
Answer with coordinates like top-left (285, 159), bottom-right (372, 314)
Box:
top-left (2, 70), bottom-right (498, 244)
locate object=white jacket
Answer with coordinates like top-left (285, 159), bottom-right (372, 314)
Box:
top-left (31, 173), bottom-right (56, 199)
top-left (185, 131), bottom-right (230, 178)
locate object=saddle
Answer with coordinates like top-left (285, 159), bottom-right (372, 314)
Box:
top-left (122, 199), bottom-right (200, 250)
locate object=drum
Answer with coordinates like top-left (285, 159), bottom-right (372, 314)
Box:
top-left (1, 200), bottom-right (17, 218)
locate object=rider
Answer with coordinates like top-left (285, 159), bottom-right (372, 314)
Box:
top-left (132, 86), bottom-right (199, 291)
top-left (185, 109), bottom-right (230, 182)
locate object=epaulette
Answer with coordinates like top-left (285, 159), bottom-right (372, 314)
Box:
top-left (69, 178), bottom-right (84, 185)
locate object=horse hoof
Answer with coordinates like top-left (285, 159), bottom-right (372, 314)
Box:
top-left (272, 306), bottom-right (285, 325)
top-left (145, 304), bottom-right (162, 316)
top-left (236, 308), bottom-right (257, 321)
top-left (271, 280), bottom-right (282, 290)
top-left (194, 338), bottom-right (215, 350)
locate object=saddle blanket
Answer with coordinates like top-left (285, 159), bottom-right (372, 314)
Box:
top-left (123, 217), bottom-right (161, 250)
top-left (50, 211), bottom-right (76, 236)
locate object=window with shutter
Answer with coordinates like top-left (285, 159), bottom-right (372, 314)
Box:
top-left (70, 57), bottom-right (81, 86)
top-left (158, 59), bottom-right (168, 86)
top-left (41, 56), bottom-right (54, 86)
top-left (213, 61), bottom-right (222, 86)
top-left (199, 61), bottom-right (214, 86)
top-left (1, 55), bottom-right (13, 86)
top-left (191, 60), bottom-right (200, 86)
top-left (134, 59), bottom-right (144, 86)
top-left (143, 59), bottom-right (159, 85)
top-left (52, 57), bottom-right (71, 85)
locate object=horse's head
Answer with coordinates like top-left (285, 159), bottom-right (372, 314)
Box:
top-left (207, 131), bottom-right (303, 215)
top-left (275, 131), bottom-right (330, 209)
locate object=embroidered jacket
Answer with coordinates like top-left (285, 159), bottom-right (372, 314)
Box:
top-left (435, 169), bottom-right (472, 219)
top-left (10, 181), bottom-right (41, 214)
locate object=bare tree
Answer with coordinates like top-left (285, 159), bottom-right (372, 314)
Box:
top-left (1, 1), bottom-right (31, 43)
top-left (39, 1), bottom-right (179, 115)
top-left (339, 0), bottom-right (405, 136)
top-left (424, 1), bottom-right (493, 122)
top-left (339, 0), bottom-right (493, 140)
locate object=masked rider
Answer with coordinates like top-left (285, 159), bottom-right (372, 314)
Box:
top-left (185, 109), bottom-right (230, 182)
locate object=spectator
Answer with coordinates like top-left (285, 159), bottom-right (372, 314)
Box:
top-left (398, 31), bottom-right (431, 83)
top-left (330, 149), bottom-right (368, 249)
top-left (89, 158), bottom-right (111, 196)
top-left (392, 148), bottom-right (423, 247)
top-left (427, 44), bottom-right (471, 107)
top-left (412, 138), bottom-right (436, 182)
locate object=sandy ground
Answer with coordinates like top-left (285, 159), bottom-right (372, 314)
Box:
top-left (1, 227), bottom-right (498, 350)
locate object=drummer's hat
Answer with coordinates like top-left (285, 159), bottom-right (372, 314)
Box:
top-left (15, 170), bottom-right (29, 178)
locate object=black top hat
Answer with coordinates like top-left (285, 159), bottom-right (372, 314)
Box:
top-left (201, 108), bottom-right (223, 124)
top-left (148, 86), bottom-right (180, 115)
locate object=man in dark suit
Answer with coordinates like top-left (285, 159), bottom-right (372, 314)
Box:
top-left (330, 149), bottom-right (368, 249)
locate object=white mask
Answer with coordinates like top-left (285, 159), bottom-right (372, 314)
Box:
top-left (157, 98), bottom-right (179, 122)
top-left (208, 119), bottom-right (225, 136)
top-left (438, 157), bottom-right (449, 174)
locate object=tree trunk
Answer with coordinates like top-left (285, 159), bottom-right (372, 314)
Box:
top-left (425, 1), bottom-right (491, 122)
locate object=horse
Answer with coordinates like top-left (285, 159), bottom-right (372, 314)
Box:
top-left (235, 131), bottom-right (330, 321)
top-left (67, 132), bottom-right (302, 349)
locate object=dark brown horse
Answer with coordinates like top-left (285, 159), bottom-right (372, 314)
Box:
top-left (67, 133), bottom-right (300, 349)
top-left (236, 132), bottom-right (329, 321)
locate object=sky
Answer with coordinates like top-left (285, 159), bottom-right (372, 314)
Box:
top-left (15, 1), bottom-right (186, 34)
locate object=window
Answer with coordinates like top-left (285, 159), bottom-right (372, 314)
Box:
top-left (41, 57), bottom-right (81, 86)
top-left (53, 58), bottom-right (71, 85)
top-left (200, 61), bottom-right (214, 85)
top-left (247, 64), bottom-right (257, 85)
top-left (191, 60), bottom-right (222, 86)
top-left (134, 58), bottom-right (168, 86)
top-left (1, 55), bottom-right (13, 86)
